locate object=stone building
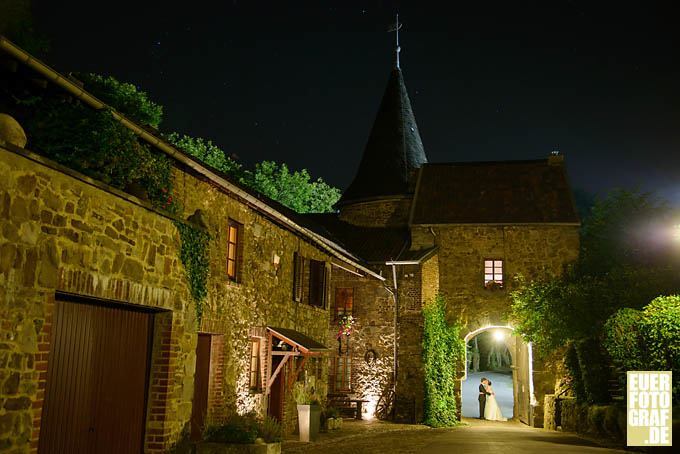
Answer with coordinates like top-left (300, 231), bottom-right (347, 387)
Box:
top-left (0, 38), bottom-right (385, 453)
top-left (308, 66), bottom-right (580, 425)
top-left (0, 32), bottom-right (580, 453)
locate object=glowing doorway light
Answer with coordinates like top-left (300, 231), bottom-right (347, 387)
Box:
top-left (493, 330), bottom-right (506, 342)
top-left (462, 325), bottom-right (513, 381)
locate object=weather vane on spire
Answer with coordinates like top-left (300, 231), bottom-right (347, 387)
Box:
top-left (387, 13), bottom-right (403, 69)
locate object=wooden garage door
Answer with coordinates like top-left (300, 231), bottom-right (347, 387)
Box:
top-left (39, 296), bottom-right (154, 454)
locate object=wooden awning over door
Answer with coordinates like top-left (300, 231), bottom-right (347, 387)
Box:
top-left (265, 326), bottom-right (329, 394)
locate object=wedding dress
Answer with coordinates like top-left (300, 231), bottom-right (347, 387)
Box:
top-left (484, 393), bottom-right (507, 421)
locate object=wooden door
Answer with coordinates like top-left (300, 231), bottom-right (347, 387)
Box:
top-left (515, 337), bottom-right (531, 425)
top-left (39, 297), bottom-right (153, 454)
top-left (191, 334), bottom-right (212, 440)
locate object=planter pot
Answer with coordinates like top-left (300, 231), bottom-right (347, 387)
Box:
top-left (327, 417), bottom-right (337, 430)
top-left (327, 417), bottom-right (343, 430)
top-left (297, 404), bottom-right (321, 442)
top-left (197, 441), bottom-right (281, 454)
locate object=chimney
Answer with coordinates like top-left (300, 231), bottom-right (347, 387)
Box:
top-left (548, 150), bottom-right (564, 166)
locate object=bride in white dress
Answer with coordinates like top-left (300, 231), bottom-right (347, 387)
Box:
top-left (484, 381), bottom-right (507, 421)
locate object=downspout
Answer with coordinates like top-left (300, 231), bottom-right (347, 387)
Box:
top-left (391, 263), bottom-right (399, 408)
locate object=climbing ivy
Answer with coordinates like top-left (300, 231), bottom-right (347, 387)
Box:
top-left (174, 221), bottom-right (211, 323)
top-left (422, 294), bottom-right (465, 427)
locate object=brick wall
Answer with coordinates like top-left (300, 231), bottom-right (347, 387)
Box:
top-left (338, 197), bottom-right (412, 227)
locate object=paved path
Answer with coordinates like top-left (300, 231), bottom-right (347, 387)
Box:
top-left (284, 418), bottom-right (626, 454)
top-left (462, 371), bottom-right (514, 418)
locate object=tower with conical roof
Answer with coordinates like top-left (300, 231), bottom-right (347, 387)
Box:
top-left (338, 17), bottom-right (427, 227)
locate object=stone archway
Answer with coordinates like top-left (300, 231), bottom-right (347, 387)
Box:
top-left (460, 325), bottom-right (535, 424)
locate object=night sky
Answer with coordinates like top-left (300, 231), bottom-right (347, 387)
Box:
top-left (32, 1), bottom-right (680, 204)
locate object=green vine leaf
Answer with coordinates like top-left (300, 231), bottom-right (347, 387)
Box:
top-left (174, 221), bottom-right (211, 324)
top-left (422, 294), bottom-right (465, 427)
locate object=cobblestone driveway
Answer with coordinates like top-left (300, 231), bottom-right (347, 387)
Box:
top-left (283, 418), bottom-right (626, 454)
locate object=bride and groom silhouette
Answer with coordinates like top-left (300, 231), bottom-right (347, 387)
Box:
top-left (478, 377), bottom-right (507, 421)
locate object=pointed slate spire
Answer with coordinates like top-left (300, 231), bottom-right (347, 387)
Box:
top-left (339, 68), bottom-right (427, 204)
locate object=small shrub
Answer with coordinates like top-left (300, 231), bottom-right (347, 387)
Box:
top-left (204, 413), bottom-right (259, 444)
top-left (574, 338), bottom-right (610, 404)
top-left (259, 416), bottom-right (282, 443)
top-left (325, 407), bottom-right (340, 419)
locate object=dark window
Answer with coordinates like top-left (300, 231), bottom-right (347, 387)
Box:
top-left (484, 259), bottom-right (503, 288)
top-left (292, 252), bottom-right (304, 302)
top-left (332, 354), bottom-right (352, 392)
top-left (335, 288), bottom-right (353, 319)
top-left (249, 338), bottom-right (261, 392)
top-left (227, 220), bottom-right (242, 282)
top-left (308, 260), bottom-right (327, 308)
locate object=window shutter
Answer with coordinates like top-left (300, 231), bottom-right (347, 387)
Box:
top-left (308, 260), bottom-right (327, 308)
top-left (293, 253), bottom-right (304, 302)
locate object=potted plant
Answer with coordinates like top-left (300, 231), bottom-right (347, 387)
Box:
top-left (337, 315), bottom-right (356, 354)
top-left (293, 376), bottom-right (327, 442)
top-left (325, 407), bottom-right (342, 430)
top-left (198, 413), bottom-right (282, 454)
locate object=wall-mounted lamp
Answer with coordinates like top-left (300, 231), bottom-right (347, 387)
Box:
top-left (272, 253), bottom-right (281, 273)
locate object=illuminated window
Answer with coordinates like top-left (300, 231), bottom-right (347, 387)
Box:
top-left (249, 338), bottom-right (261, 392)
top-left (335, 288), bottom-right (353, 319)
top-left (484, 259), bottom-right (503, 288)
top-left (227, 220), bottom-right (242, 282)
top-left (332, 354), bottom-right (352, 392)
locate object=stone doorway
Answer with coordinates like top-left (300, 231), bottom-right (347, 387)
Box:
top-left (460, 326), bottom-right (533, 424)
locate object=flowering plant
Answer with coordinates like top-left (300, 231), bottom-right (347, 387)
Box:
top-left (336, 315), bottom-right (355, 340)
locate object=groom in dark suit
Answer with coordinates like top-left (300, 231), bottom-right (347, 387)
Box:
top-left (479, 377), bottom-right (490, 419)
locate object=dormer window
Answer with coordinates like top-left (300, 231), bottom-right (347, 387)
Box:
top-left (484, 259), bottom-right (503, 289)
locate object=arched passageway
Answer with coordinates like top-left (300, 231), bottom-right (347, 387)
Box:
top-left (460, 326), bottom-right (535, 424)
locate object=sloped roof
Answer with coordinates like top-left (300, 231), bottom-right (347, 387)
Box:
top-left (410, 159), bottom-right (580, 225)
top-left (267, 327), bottom-right (329, 353)
top-left (338, 69), bottom-right (427, 204)
top-left (303, 213), bottom-right (411, 263)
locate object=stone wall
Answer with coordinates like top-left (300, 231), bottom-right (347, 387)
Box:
top-left (338, 197), bottom-right (412, 227)
top-left (0, 146), bottom-right (344, 452)
top-left (175, 165), bottom-right (335, 435)
top-left (415, 224), bottom-right (579, 329)
top-left (327, 267), bottom-right (394, 419)
top-left (0, 147), bottom-right (193, 452)
top-left (412, 224), bottom-right (579, 425)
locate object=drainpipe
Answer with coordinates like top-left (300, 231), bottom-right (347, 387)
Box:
top-left (383, 259), bottom-right (420, 419)
top-left (391, 264), bottom-right (399, 407)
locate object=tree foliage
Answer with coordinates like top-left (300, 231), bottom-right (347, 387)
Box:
top-left (167, 133), bottom-right (242, 176)
top-left (604, 296), bottom-right (680, 400)
top-left (244, 161), bottom-right (340, 213)
top-left (24, 98), bottom-right (174, 210)
top-left (0, 0), bottom-right (49, 56)
top-left (168, 134), bottom-right (340, 213)
top-left (78, 73), bottom-right (163, 128)
top-left (422, 295), bottom-right (465, 427)
top-left (511, 190), bottom-right (680, 403)
top-left (579, 190), bottom-right (674, 275)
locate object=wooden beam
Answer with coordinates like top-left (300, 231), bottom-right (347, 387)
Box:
top-left (267, 355), bottom-right (291, 390)
top-left (271, 351), bottom-right (300, 356)
top-left (288, 356), bottom-right (307, 388)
